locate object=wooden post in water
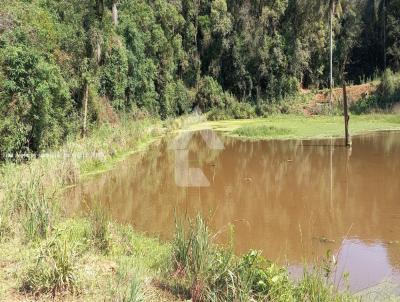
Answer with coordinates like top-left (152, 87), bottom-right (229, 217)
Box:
top-left (342, 82), bottom-right (351, 147)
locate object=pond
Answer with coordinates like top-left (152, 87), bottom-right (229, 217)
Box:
top-left (66, 130), bottom-right (400, 293)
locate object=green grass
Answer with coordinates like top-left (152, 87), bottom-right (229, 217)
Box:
top-left (187, 114), bottom-right (400, 140)
top-left (234, 125), bottom-right (294, 138)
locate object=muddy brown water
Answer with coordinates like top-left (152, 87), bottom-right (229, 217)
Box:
top-left (66, 130), bottom-right (400, 293)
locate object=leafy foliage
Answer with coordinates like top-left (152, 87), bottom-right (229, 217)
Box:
top-left (0, 0), bottom-right (399, 154)
top-left (0, 45), bottom-right (73, 154)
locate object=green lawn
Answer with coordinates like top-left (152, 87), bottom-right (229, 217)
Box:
top-left (187, 114), bottom-right (400, 140)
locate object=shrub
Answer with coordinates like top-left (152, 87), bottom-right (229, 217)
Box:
top-left (162, 80), bottom-right (191, 118)
top-left (376, 69), bottom-right (400, 107)
top-left (350, 95), bottom-right (379, 114)
top-left (195, 76), bottom-right (225, 112)
top-left (229, 101), bottom-right (256, 119)
top-left (207, 93), bottom-right (256, 121)
top-left (207, 108), bottom-right (232, 121)
top-left (351, 70), bottom-right (400, 114)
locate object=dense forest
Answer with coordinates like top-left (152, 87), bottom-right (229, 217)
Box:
top-left (0, 0), bottom-right (399, 155)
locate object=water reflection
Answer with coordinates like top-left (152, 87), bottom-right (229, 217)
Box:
top-left (66, 131), bottom-right (400, 292)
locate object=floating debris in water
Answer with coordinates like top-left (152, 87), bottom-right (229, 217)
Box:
top-left (314, 236), bottom-right (336, 244)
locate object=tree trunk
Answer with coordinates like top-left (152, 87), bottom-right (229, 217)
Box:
top-left (95, 39), bottom-right (102, 64)
top-left (383, 0), bottom-right (387, 69)
top-left (83, 82), bottom-right (89, 136)
top-left (112, 2), bottom-right (118, 26)
top-left (329, 1), bottom-right (334, 107)
top-left (96, 0), bottom-right (104, 18)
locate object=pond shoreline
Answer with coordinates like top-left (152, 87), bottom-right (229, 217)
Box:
top-left (1, 114), bottom-right (399, 301)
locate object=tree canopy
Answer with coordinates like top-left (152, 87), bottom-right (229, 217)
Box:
top-left (0, 0), bottom-right (399, 154)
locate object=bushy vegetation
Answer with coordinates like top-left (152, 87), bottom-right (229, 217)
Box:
top-left (350, 69), bottom-right (400, 114)
top-left (163, 216), bottom-right (356, 302)
top-left (0, 0), bottom-right (399, 155)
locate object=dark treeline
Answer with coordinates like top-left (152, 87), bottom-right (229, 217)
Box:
top-left (0, 0), bottom-right (399, 154)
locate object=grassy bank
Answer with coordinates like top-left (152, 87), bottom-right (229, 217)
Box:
top-left (188, 114), bottom-right (400, 140)
top-left (0, 118), bottom-right (179, 301)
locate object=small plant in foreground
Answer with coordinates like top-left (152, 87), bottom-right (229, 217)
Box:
top-left (23, 193), bottom-right (54, 241)
top-left (20, 238), bottom-right (79, 297)
top-left (89, 202), bottom-right (110, 252)
top-left (2, 169), bottom-right (56, 241)
top-left (110, 260), bottom-right (146, 302)
top-left (0, 210), bottom-right (12, 241)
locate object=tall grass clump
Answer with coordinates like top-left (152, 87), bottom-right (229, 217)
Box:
top-left (234, 125), bottom-right (293, 139)
top-left (23, 193), bottom-right (54, 241)
top-left (167, 216), bottom-right (289, 301)
top-left (20, 238), bottom-right (79, 297)
top-left (0, 208), bottom-right (11, 241)
top-left (110, 260), bottom-right (146, 302)
top-left (88, 202), bottom-right (110, 252)
top-left (166, 215), bottom-right (356, 302)
top-left (295, 269), bottom-right (357, 302)
top-left (1, 165), bottom-right (56, 241)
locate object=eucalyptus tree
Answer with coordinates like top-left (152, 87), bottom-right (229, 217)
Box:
top-left (387, 0), bottom-right (400, 70)
top-left (327, 0), bottom-right (342, 105)
top-left (375, 0), bottom-right (387, 68)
